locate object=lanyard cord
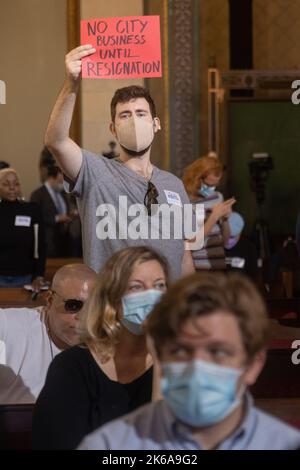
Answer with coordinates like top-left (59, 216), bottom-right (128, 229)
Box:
top-left (44, 311), bottom-right (54, 361)
top-left (48, 332), bottom-right (54, 361)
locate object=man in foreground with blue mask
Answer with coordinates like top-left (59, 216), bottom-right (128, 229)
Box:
top-left (78, 272), bottom-right (300, 450)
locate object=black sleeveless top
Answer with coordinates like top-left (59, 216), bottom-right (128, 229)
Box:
top-left (32, 345), bottom-right (153, 449)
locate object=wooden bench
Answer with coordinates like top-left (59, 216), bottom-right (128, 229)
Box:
top-left (266, 298), bottom-right (300, 320)
top-left (268, 318), bottom-right (300, 349)
top-left (0, 258), bottom-right (83, 307)
top-left (45, 257), bottom-right (83, 282)
top-left (0, 288), bottom-right (46, 308)
top-left (250, 319), bottom-right (300, 399)
top-left (251, 348), bottom-right (300, 399)
top-left (256, 398), bottom-right (300, 430)
top-left (0, 404), bottom-right (34, 450)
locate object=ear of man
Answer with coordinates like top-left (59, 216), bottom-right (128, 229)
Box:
top-left (45, 290), bottom-right (55, 310)
top-left (242, 349), bottom-right (266, 387)
top-left (154, 117), bottom-right (161, 131)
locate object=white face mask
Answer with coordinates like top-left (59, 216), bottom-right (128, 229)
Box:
top-left (115, 116), bottom-right (155, 153)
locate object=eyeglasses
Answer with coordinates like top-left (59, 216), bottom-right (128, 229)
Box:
top-left (52, 290), bottom-right (84, 313)
top-left (144, 181), bottom-right (159, 216)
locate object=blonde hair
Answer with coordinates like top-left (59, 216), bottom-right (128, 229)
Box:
top-left (0, 168), bottom-right (19, 183)
top-left (182, 154), bottom-right (223, 199)
top-left (79, 246), bottom-right (169, 362)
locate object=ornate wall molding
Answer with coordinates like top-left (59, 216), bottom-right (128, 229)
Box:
top-left (162, 0), bottom-right (170, 170)
top-left (144, 0), bottom-right (170, 170)
top-left (221, 70), bottom-right (300, 90)
top-left (170, 0), bottom-right (197, 174)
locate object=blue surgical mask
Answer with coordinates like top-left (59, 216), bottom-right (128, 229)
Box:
top-left (161, 359), bottom-right (243, 427)
top-left (121, 289), bottom-right (163, 335)
top-left (198, 183), bottom-right (216, 198)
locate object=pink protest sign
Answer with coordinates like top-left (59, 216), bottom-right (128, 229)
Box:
top-left (80, 16), bottom-right (162, 79)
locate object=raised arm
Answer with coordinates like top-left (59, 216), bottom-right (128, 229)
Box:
top-left (45, 45), bottom-right (96, 181)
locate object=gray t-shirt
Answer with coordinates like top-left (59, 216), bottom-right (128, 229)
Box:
top-left (65, 150), bottom-right (193, 280)
top-left (0, 307), bottom-right (60, 404)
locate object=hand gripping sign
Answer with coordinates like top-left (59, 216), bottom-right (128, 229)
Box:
top-left (81, 16), bottom-right (162, 79)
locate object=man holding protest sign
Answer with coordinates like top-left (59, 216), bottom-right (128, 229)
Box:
top-left (45, 24), bottom-right (196, 280)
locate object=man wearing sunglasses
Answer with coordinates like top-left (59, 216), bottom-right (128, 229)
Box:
top-left (0, 264), bottom-right (96, 404)
top-left (44, 45), bottom-right (195, 281)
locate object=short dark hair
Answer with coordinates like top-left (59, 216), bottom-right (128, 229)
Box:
top-left (40, 146), bottom-right (55, 169)
top-left (147, 272), bottom-right (269, 360)
top-left (110, 86), bottom-right (156, 122)
top-left (46, 165), bottom-right (62, 178)
top-left (0, 161), bottom-right (10, 170)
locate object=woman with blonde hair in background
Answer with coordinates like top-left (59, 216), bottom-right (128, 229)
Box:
top-left (183, 153), bottom-right (235, 271)
top-left (32, 246), bottom-right (169, 449)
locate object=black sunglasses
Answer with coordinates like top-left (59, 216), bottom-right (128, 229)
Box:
top-left (144, 181), bottom-right (159, 216)
top-left (52, 290), bottom-right (84, 313)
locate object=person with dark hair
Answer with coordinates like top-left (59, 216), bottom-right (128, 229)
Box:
top-left (0, 169), bottom-right (46, 288)
top-left (30, 164), bottom-right (71, 257)
top-left (32, 246), bottom-right (168, 449)
top-left (39, 146), bottom-right (56, 183)
top-left (0, 161), bottom-right (10, 170)
top-left (102, 140), bottom-right (118, 159)
top-left (78, 272), bottom-right (300, 451)
top-left (43, 45), bottom-right (195, 280)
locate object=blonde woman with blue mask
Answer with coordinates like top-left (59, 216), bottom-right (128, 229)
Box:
top-left (32, 246), bottom-right (168, 450)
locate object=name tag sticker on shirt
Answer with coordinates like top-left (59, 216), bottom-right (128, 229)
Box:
top-left (15, 216), bottom-right (31, 227)
top-left (231, 257), bottom-right (245, 268)
top-left (164, 190), bottom-right (182, 207)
